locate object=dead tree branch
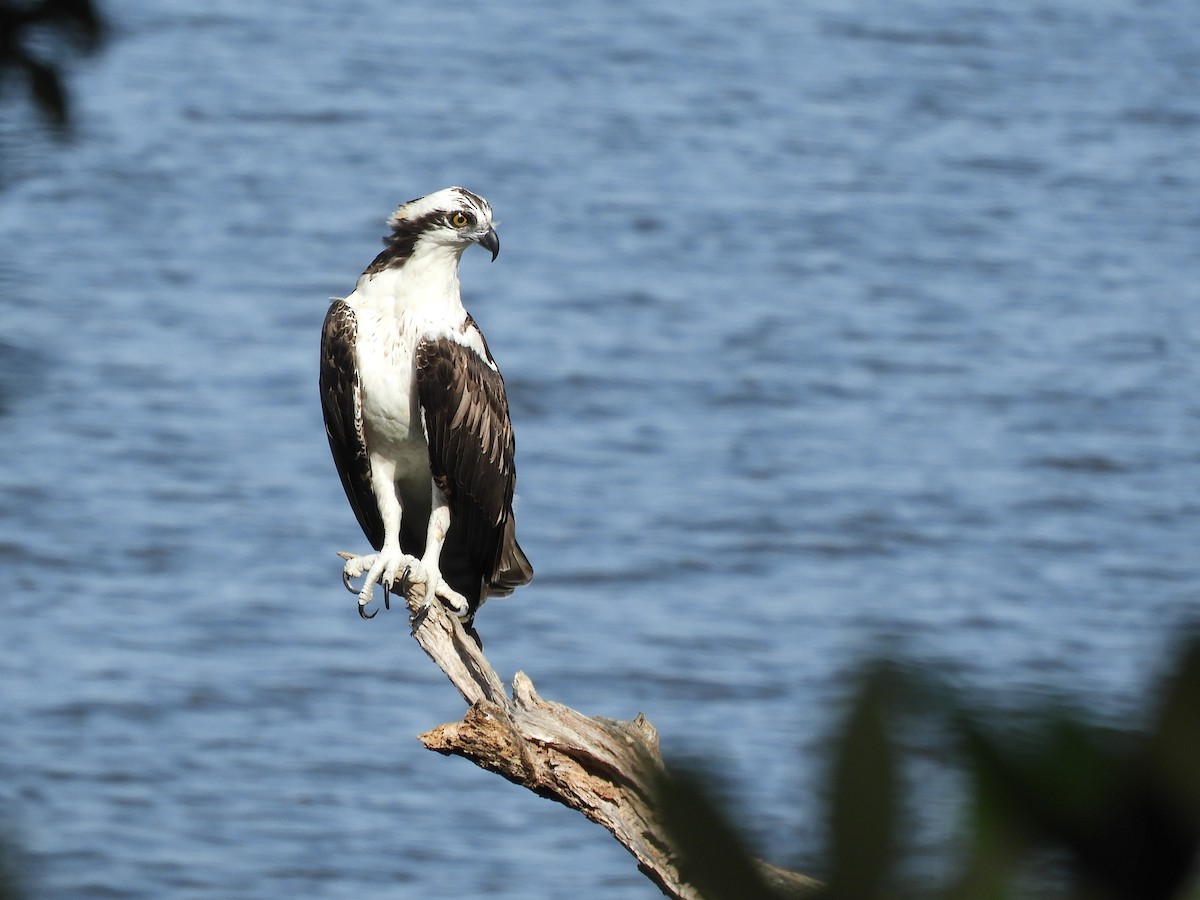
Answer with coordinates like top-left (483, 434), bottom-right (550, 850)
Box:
top-left (390, 584), bottom-right (820, 899)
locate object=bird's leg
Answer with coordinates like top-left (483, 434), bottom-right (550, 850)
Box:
top-left (339, 467), bottom-right (425, 618)
top-left (419, 486), bottom-right (471, 620)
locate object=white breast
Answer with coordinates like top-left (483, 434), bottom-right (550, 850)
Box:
top-left (344, 250), bottom-right (477, 475)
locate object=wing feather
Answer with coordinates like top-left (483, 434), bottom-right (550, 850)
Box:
top-left (319, 300), bottom-right (384, 550)
top-left (416, 336), bottom-right (532, 607)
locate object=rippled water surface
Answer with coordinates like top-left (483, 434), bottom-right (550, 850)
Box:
top-left (1, 1), bottom-right (1198, 896)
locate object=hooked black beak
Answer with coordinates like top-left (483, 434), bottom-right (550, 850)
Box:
top-left (477, 227), bottom-right (500, 261)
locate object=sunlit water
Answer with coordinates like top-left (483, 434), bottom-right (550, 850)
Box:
top-left (1, 1), bottom-right (1198, 896)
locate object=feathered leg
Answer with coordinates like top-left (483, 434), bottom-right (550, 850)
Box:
top-left (420, 483), bottom-right (470, 619)
top-left (341, 457), bottom-right (425, 618)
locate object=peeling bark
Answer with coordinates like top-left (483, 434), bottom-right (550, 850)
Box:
top-left (391, 587), bottom-right (818, 899)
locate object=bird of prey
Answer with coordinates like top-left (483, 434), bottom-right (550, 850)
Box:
top-left (319, 187), bottom-right (533, 631)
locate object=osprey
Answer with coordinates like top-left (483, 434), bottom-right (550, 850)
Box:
top-left (319, 187), bottom-right (533, 630)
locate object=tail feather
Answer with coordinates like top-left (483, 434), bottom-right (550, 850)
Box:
top-left (489, 534), bottom-right (533, 597)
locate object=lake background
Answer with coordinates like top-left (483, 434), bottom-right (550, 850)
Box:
top-left (1, 0), bottom-right (1198, 896)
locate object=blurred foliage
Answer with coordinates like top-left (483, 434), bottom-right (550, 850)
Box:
top-left (0, 827), bottom-right (26, 900)
top-left (656, 634), bottom-right (1200, 900)
top-left (0, 0), bottom-right (105, 133)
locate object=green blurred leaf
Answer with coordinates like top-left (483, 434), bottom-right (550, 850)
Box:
top-left (939, 758), bottom-right (1025, 900)
top-left (653, 637), bottom-right (1200, 900)
top-left (654, 766), bottom-right (782, 900)
top-left (1150, 638), bottom-right (1200, 828)
top-left (957, 687), bottom-right (1199, 900)
top-left (0, 824), bottom-right (28, 900)
top-left (824, 670), bottom-right (897, 900)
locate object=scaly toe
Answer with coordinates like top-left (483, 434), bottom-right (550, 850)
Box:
top-left (434, 581), bottom-right (471, 619)
top-left (398, 561), bottom-right (431, 607)
top-left (340, 552), bottom-right (376, 595)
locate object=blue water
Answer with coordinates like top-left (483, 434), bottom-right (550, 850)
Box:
top-left (1, 1), bottom-right (1198, 896)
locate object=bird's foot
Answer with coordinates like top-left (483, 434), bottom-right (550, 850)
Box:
top-left (337, 550), bottom-right (425, 619)
top-left (431, 577), bottom-right (471, 620)
top-left (338, 552), bottom-right (473, 627)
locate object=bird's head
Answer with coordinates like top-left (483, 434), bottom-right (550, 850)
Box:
top-left (384, 186), bottom-right (499, 262)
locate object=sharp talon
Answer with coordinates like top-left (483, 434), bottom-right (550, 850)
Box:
top-left (358, 601), bottom-right (377, 620)
top-left (410, 603), bottom-right (430, 634)
top-left (382, 582), bottom-right (391, 611)
top-left (343, 569), bottom-right (358, 594)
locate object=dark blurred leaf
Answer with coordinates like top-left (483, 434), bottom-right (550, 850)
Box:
top-left (654, 766), bottom-right (782, 900)
top-left (824, 670), bottom-right (897, 900)
top-left (964, 713), bottom-right (1125, 826)
top-left (654, 636), bottom-right (1200, 900)
top-left (24, 56), bottom-right (68, 128)
top-left (958, 686), bottom-right (1199, 900)
top-left (1150, 638), bottom-right (1200, 830)
top-left (0, 824), bottom-right (28, 900)
top-left (41, 0), bottom-right (106, 49)
top-left (0, 0), bottom-right (105, 137)
top-left (939, 750), bottom-right (1025, 900)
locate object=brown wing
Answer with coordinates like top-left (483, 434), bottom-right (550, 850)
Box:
top-left (319, 300), bottom-right (384, 550)
top-left (416, 336), bottom-right (532, 610)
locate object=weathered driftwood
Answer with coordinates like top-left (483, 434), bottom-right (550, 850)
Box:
top-left (352, 565), bottom-right (820, 899)
top-left (402, 585), bottom-right (696, 897)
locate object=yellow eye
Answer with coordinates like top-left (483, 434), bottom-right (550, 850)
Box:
top-left (450, 212), bottom-right (469, 228)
